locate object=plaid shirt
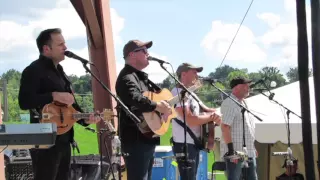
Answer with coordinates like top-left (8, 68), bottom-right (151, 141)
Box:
top-left (220, 94), bottom-right (256, 159)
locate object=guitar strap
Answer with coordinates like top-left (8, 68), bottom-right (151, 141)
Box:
top-left (172, 118), bottom-right (204, 150)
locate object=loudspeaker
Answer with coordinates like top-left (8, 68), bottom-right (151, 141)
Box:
top-left (5, 157), bottom-right (33, 180)
top-left (70, 155), bottom-right (110, 180)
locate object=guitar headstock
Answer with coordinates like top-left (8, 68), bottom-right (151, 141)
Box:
top-left (102, 108), bottom-right (115, 121)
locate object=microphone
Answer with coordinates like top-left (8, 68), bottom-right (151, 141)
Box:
top-left (198, 76), bottom-right (221, 83)
top-left (147, 56), bottom-right (170, 64)
top-left (64, 50), bottom-right (92, 64)
top-left (272, 152), bottom-right (289, 156)
top-left (250, 78), bottom-right (276, 100)
top-left (223, 151), bottom-right (248, 160)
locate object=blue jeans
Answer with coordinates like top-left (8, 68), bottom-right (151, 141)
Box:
top-left (122, 141), bottom-right (156, 180)
top-left (225, 158), bottom-right (258, 180)
top-left (173, 143), bottom-right (200, 180)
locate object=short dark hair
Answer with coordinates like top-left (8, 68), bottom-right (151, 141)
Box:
top-left (36, 28), bottom-right (62, 53)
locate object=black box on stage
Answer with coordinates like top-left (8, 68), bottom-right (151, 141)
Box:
top-left (70, 154), bottom-right (110, 180)
top-left (5, 156), bottom-right (33, 180)
top-left (4, 155), bottom-right (110, 180)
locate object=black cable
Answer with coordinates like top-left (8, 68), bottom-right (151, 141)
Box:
top-left (104, 133), bottom-right (116, 180)
top-left (218, 0), bottom-right (255, 67)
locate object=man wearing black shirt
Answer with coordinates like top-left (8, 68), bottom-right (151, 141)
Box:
top-left (116, 40), bottom-right (172, 180)
top-left (18, 28), bottom-right (100, 180)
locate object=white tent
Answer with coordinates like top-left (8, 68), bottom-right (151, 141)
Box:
top-left (213, 77), bottom-right (318, 179)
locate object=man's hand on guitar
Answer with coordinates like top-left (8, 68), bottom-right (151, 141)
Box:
top-left (52, 92), bottom-right (75, 105)
top-left (210, 112), bottom-right (222, 125)
top-left (85, 111), bottom-right (102, 124)
top-left (155, 100), bottom-right (172, 121)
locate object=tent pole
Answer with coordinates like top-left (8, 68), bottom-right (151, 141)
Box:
top-left (310, 0), bottom-right (320, 176)
top-left (267, 144), bottom-right (270, 180)
top-left (295, 0), bottom-right (316, 179)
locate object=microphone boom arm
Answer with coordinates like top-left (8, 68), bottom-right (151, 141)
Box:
top-left (257, 89), bottom-right (302, 119)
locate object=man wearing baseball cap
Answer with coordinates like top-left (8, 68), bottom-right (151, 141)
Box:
top-left (276, 158), bottom-right (304, 180)
top-left (115, 40), bottom-right (172, 180)
top-left (170, 63), bottom-right (221, 180)
top-left (220, 77), bottom-right (258, 179)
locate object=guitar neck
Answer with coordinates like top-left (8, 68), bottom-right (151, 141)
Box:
top-left (168, 85), bottom-right (199, 106)
top-left (73, 113), bottom-right (92, 119)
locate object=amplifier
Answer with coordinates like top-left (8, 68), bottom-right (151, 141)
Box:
top-left (70, 154), bottom-right (110, 180)
top-left (5, 155), bottom-right (111, 180)
top-left (5, 156), bottom-right (33, 180)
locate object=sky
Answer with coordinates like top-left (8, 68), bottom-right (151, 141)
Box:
top-left (0, 0), bottom-right (314, 83)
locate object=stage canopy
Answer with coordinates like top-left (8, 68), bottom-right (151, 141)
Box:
top-left (215, 77), bottom-right (317, 144)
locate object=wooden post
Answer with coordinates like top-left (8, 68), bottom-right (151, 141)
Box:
top-left (70, 0), bottom-right (117, 159)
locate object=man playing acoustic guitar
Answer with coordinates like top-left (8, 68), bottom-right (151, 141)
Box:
top-left (115, 40), bottom-right (172, 180)
top-left (171, 63), bottom-right (221, 180)
top-left (18, 28), bottom-right (101, 180)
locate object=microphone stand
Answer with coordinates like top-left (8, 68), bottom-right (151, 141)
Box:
top-left (158, 62), bottom-right (201, 177)
top-left (115, 105), bottom-right (123, 180)
top-left (256, 89), bottom-right (301, 180)
top-left (81, 61), bottom-right (142, 124)
top-left (80, 61), bottom-right (141, 179)
top-left (205, 80), bottom-right (263, 180)
top-left (85, 127), bottom-right (113, 180)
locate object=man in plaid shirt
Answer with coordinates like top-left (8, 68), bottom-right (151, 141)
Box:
top-left (220, 77), bottom-right (258, 180)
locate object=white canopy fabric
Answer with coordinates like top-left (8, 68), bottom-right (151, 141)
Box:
top-left (214, 77), bottom-right (318, 144)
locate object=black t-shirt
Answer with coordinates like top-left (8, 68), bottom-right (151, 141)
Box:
top-left (277, 173), bottom-right (304, 180)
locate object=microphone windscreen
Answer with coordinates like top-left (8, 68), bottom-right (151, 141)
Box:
top-left (64, 51), bottom-right (73, 57)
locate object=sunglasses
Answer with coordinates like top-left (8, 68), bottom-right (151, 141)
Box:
top-left (133, 48), bottom-right (148, 54)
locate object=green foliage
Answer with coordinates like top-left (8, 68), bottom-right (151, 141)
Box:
top-left (286, 67), bottom-right (313, 83)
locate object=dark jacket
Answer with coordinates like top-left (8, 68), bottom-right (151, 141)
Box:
top-left (18, 55), bottom-right (89, 145)
top-left (115, 64), bottom-right (161, 145)
top-left (276, 173), bottom-right (304, 180)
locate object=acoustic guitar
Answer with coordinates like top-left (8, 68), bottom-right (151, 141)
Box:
top-left (139, 81), bottom-right (202, 138)
top-left (40, 102), bottom-right (110, 135)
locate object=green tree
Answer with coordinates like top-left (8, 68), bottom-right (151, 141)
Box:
top-left (226, 70), bottom-right (249, 88)
top-left (208, 65), bottom-right (238, 80)
top-left (286, 67), bottom-right (313, 83)
top-left (259, 66), bottom-right (287, 88)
